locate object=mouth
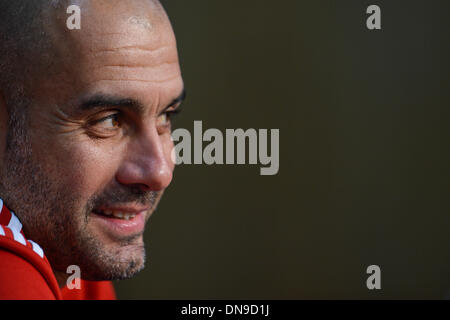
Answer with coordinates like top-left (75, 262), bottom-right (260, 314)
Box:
top-left (90, 205), bottom-right (149, 238)
top-left (93, 208), bottom-right (141, 220)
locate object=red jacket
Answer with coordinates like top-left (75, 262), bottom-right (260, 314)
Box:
top-left (0, 199), bottom-right (116, 300)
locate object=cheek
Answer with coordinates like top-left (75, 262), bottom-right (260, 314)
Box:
top-left (35, 138), bottom-right (123, 201)
top-left (67, 145), bottom-right (124, 197)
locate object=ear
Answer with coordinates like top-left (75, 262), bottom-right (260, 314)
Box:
top-left (0, 92), bottom-right (9, 160)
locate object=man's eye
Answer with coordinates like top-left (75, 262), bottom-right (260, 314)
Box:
top-left (99, 113), bottom-right (120, 129)
top-left (157, 109), bottom-right (180, 128)
top-left (94, 113), bottom-right (121, 129)
top-left (157, 113), bottom-right (169, 127)
top-left (86, 112), bottom-right (123, 138)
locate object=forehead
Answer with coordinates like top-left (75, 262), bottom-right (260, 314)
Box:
top-left (42, 0), bottom-right (182, 107)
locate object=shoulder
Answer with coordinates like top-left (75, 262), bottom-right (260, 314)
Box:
top-left (0, 249), bottom-right (56, 299)
top-left (0, 225), bottom-right (60, 300)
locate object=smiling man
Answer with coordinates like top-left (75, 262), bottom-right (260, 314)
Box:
top-left (0, 0), bottom-right (184, 299)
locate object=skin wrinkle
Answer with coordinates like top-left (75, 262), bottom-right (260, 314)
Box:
top-left (91, 45), bottom-right (176, 64)
top-left (98, 62), bottom-right (178, 69)
top-left (46, 108), bottom-right (86, 136)
top-left (84, 74), bottom-right (182, 86)
top-left (80, 40), bottom-right (179, 89)
top-left (94, 45), bottom-right (170, 54)
top-left (92, 59), bottom-right (179, 73)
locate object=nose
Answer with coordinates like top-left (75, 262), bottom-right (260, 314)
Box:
top-left (116, 127), bottom-right (173, 192)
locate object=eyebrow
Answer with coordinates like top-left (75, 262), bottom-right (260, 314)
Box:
top-left (78, 88), bottom-right (186, 115)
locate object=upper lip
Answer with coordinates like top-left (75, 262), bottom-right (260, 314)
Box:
top-left (93, 204), bottom-right (149, 214)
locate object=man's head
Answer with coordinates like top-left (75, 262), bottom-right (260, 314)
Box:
top-left (0, 0), bottom-right (184, 283)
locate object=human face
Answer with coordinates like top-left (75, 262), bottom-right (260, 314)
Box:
top-left (0, 0), bottom-right (184, 281)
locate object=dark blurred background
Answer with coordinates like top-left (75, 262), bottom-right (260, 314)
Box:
top-left (114, 0), bottom-right (450, 299)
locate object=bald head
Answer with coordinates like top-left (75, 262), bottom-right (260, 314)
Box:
top-left (0, 0), bottom-right (172, 109)
top-left (0, 0), bottom-right (183, 283)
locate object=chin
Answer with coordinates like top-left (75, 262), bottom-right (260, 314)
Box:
top-left (73, 227), bottom-right (147, 281)
top-left (83, 243), bottom-right (146, 281)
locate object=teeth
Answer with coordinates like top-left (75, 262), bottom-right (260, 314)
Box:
top-left (113, 212), bottom-right (124, 219)
top-left (97, 209), bottom-right (137, 220)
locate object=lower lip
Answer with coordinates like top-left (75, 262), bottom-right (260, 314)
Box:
top-left (91, 211), bottom-right (146, 238)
